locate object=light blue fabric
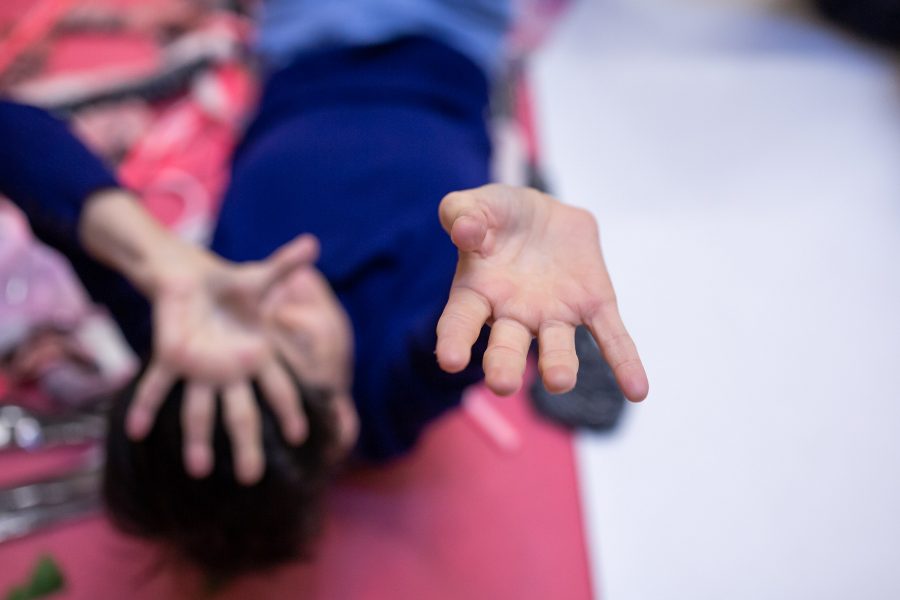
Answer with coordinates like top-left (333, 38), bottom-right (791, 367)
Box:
top-left (257, 0), bottom-right (512, 74)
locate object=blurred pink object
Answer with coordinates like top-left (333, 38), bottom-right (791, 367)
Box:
top-left (0, 202), bottom-right (87, 351)
top-left (509, 0), bottom-right (573, 57)
top-left (118, 60), bottom-right (256, 244)
top-left (0, 3), bottom-right (253, 408)
top-left (0, 378), bottom-right (592, 599)
top-left (0, 202), bottom-right (135, 409)
top-left (463, 387), bottom-right (523, 453)
top-left (0, 0), bottom-right (77, 76)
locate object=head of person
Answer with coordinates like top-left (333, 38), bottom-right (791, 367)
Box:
top-left (103, 372), bottom-right (343, 580)
top-left (103, 264), bottom-right (357, 580)
top-left (102, 373), bottom-right (342, 580)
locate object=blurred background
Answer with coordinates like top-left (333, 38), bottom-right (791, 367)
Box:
top-left (1, 0), bottom-right (899, 598)
top-left (534, 1), bottom-right (900, 598)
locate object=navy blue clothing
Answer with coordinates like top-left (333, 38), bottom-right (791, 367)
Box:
top-left (212, 37), bottom-right (491, 459)
top-left (0, 37), bottom-right (490, 460)
top-left (0, 102), bottom-right (117, 230)
top-left (0, 100), bottom-right (153, 354)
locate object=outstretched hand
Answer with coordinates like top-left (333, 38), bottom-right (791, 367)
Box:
top-left (262, 265), bottom-right (359, 456)
top-left (436, 184), bottom-right (648, 401)
top-left (126, 235), bottom-right (320, 484)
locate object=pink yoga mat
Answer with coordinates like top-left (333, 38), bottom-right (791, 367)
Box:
top-left (0, 381), bottom-right (593, 599)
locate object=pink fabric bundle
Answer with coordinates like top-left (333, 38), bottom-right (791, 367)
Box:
top-left (0, 202), bottom-right (135, 409)
top-left (0, 2), bottom-right (253, 407)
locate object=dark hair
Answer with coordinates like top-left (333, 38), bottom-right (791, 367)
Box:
top-left (102, 370), bottom-right (340, 580)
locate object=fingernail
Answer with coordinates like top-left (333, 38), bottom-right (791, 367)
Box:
top-left (283, 416), bottom-right (306, 446)
top-left (237, 457), bottom-right (263, 486)
top-left (544, 366), bottom-right (576, 393)
top-left (489, 371), bottom-right (521, 397)
top-left (438, 353), bottom-right (467, 374)
top-left (186, 445), bottom-right (211, 478)
top-left (293, 420), bottom-right (308, 445)
top-left (126, 411), bottom-right (149, 439)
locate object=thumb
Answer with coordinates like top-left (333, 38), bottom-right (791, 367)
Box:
top-left (439, 190), bottom-right (490, 253)
top-left (232, 234), bottom-right (320, 297)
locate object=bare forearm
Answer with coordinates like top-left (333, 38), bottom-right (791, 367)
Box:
top-left (78, 189), bottom-right (209, 296)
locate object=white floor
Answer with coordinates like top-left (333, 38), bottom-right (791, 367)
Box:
top-left (532, 1), bottom-right (900, 599)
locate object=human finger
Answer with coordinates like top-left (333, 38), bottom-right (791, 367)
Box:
top-left (262, 267), bottom-right (333, 325)
top-left (265, 234), bottom-right (320, 278)
top-left (258, 359), bottom-right (307, 445)
top-left (127, 362), bottom-right (175, 439)
top-left (482, 317), bottom-right (532, 396)
top-left (181, 382), bottom-right (215, 478)
top-left (232, 234), bottom-right (321, 297)
top-left (439, 190), bottom-right (489, 253)
top-left (588, 302), bottom-right (649, 402)
top-left (435, 286), bottom-right (491, 374)
top-left (331, 392), bottom-right (360, 455)
top-left (222, 381), bottom-right (264, 485)
top-left (285, 267), bottom-right (335, 302)
top-left (537, 321), bottom-right (579, 394)
top-left (270, 313), bottom-right (313, 372)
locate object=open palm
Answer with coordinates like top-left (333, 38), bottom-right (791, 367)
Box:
top-left (436, 184), bottom-right (648, 402)
top-left (127, 235), bottom-right (319, 484)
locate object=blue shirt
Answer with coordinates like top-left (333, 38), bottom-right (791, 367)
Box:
top-left (257, 0), bottom-right (512, 74)
top-left (0, 38), bottom-right (491, 459)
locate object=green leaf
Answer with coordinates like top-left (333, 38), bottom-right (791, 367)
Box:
top-left (4, 555), bottom-right (65, 600)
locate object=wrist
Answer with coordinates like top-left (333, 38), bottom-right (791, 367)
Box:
top-left (140, 236), bottom-right (213, 295)
top-left (79, 188), bottom-right (216, 297)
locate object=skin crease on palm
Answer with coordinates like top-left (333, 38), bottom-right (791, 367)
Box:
top-left (436, 185), bottom-right (649, 403)
top-left (109, 184), bottom-right (648, 486)
top-left (125, 235), bottom-right (325, 484)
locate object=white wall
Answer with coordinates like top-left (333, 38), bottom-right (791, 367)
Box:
top-left (533, 2), bottom-right (900, 598)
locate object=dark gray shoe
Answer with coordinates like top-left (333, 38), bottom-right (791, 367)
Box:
top-left (529, 326), bottom-right (626, 432)
top-left (815, 0), bottom-right (900, 48)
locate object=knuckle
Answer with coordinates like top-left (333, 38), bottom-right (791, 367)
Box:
top-left (179, 347), bottom-right (200, 369)
top-left (227, 408), bottom-right (258, 431)
top-left (585, 294), bottom-right (619, 318)
top-left (485, 344), bottom-right (524, 360)
top-left (184, 421), bottom-right (207, 442)
top-left (439, 310), bottom-right (475, 330)
top-left (270, 386), bottom-right (297, 409)
top-left (158, 339), bottom-right (186, 364)
top-left (540, 348), bottom-right (575, 362)
top-left (238, 346), bottom-right (264, 371)
top-left (185, 398), bottom-right (212, 422)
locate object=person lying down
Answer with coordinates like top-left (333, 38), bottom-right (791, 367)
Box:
top-left (0, 38), bottom-right (647, 582)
